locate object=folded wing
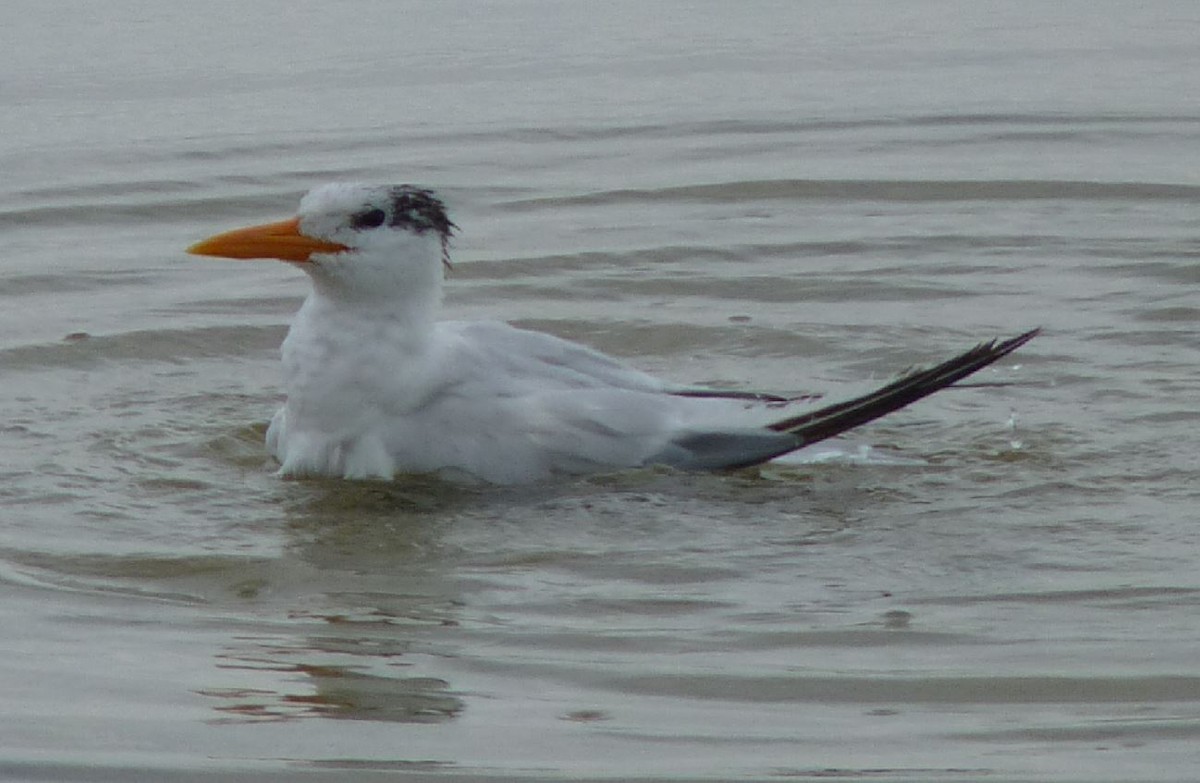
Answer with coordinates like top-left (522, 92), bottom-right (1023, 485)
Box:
top-left (651, 328), bottom-right (1041, 471)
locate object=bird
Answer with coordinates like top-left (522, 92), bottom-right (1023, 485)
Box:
top-left (188, 183), bottom-right (1039, 484)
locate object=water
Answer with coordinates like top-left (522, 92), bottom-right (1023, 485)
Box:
top-left (2, 2), bottom-right (1200, 780)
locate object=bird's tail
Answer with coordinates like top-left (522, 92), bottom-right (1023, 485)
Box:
top-left (762, 327), bottom-right (1041, 452)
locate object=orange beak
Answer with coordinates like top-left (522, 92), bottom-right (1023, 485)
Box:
top-left (187, 217), bottom-right (348, 262)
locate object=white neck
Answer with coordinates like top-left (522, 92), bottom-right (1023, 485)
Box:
top-left (293, 277), bottom-right (440, 358)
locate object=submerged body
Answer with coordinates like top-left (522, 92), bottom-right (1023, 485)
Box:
top-left (189, 183), bottom-right (1038, 484)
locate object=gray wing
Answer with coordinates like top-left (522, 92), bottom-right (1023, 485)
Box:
top-left (669, 388), bottom-right (820, 403)
top-left (445, 320), bottom-right (665, 394)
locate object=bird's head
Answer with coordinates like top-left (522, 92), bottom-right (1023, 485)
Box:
top-left (188, 183), bottom-right (456, 302)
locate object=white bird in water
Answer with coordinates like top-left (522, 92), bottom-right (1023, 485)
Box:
top-left (188, 183), bottom-right (1038, 484)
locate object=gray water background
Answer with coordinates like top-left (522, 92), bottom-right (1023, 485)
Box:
top-left (2, 2), bottom-right (1200, 780)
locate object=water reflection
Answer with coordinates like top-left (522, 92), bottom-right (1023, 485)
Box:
top-left (194, 467), bottom-right (850, 726)
top-left (206, 659), bottom-right (463, 724)
top-left (202, 478), bottom-right (472, 724)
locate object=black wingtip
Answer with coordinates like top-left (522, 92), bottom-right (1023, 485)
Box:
top-left (761, 327), bottom-right (1040, 453)
top-left (982, 326), bottom-right (1041, 357)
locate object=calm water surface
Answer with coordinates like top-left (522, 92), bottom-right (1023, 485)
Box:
top-left (3, 2), bottom-right (1200, 781)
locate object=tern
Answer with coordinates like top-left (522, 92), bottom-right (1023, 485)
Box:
top-left (188, 183), bottom-right (1038, 483)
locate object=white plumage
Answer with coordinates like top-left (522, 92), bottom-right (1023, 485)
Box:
top-left (189, 183), bottom-right (1038, 484)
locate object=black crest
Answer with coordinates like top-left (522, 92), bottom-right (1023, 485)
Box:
top-left (387, 185), bottom-right (456, 268)
top-left (348, 185), bottom-right (457, 268)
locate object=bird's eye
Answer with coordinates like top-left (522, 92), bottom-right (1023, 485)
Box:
top-left (351, 207), bottom-right (387, 230)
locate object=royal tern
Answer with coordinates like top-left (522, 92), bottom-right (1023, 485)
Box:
top-left (188, 183), bottom-right (1038, 483)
